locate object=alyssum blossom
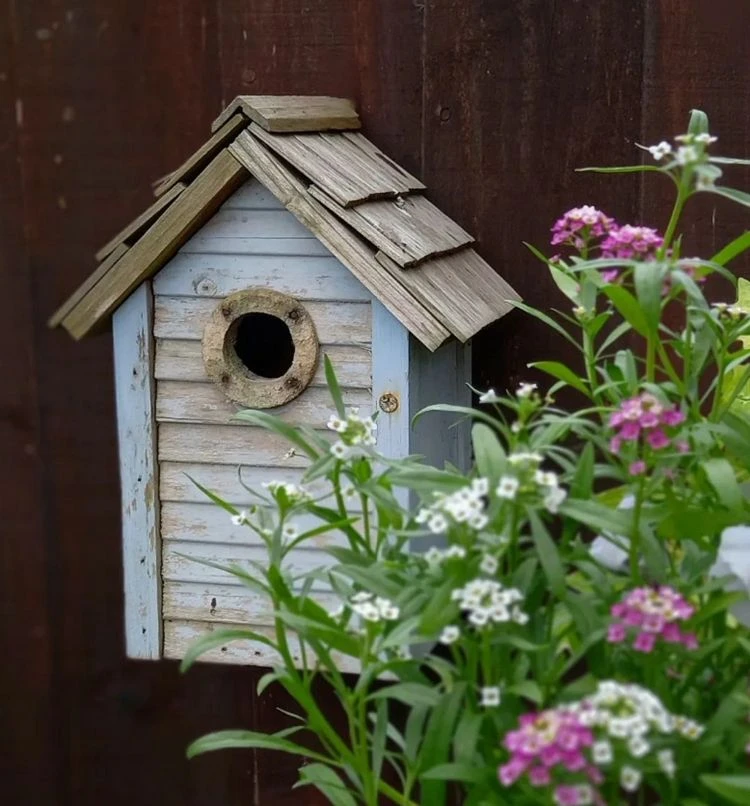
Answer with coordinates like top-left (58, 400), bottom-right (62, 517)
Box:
top-left (599, 224), bottom-right (664, 282)
top-left (416, 478), bottom-right (489, 533)
top-left (551, 206), bottom-right (615, 250)
top-left (498, 452), bottom-right (568, 513)
top-left (451, 578), bottom-right (528, 628)
top-left (262, 480), bottom-right (313, 505)
top-left (327, 408), bottom-right (377, 459)
top-left (607, 585), bottom-right (698, 653)
top-left (346, 591), bottom-right (400, 623)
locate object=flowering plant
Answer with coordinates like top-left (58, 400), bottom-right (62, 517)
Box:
top-left (183, 110), bottom-right (750, 805)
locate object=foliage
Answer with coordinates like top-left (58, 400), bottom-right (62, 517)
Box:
top-left (183, 111), bottom-right (750, 805)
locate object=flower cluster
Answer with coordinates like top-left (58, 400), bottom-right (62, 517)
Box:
top-left (327, 408), bottom-right (377, 459)
top-left (347, 591), bottom-right (400, 623)
top-left (551, 206), bottom-right (615, 250)
top-left (500, 681), bottom-right (703, 804)
top-left (499, 707), bottom-right (600, 805)
top-left (647, 132), bottom-right (719, 188)
top-left (713, 301), bottom-right (750, 322)
top-left (607, 586), bottom-right (698, 652)
top-left (608, 393), bottom-right (687, 475)
top-left (450, 578), bottom-right (528, 629)
top-left (600, 225), bottom-right (664, 281)
top-left (415, 478), bottom-right (489, 533)
top-left (497, 452), bottom-right (568, 513)
top-left (262, 480), bottom-right (313, 505)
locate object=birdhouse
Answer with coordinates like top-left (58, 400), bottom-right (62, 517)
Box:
top-left (50, 96), bottom-right (519, 666)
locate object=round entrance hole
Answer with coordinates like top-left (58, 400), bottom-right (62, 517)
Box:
top-left (233, 312), bottom-right (295, 379)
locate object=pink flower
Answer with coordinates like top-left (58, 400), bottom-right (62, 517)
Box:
top-left (601, 225), bottom-right (663, 262)
top-left (607, 586), bottom-right (698, 653)
top-left (647, 429), bottom-right (670, 450)
top-left (551, 207), bottom-right (615, 250)
top-left (633, 632), bottom-right (657, 652)
top-left (555, 785), bottom-right (582, 805)
top-left (529, 766), bottom-right (551, 786)
top-left (629, 460), bottom-right (647, 476)
top-left (620, 422), bottom-right (641, 441)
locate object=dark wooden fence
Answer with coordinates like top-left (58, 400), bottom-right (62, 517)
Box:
top-left (2, 1), bottom-right (748, 803)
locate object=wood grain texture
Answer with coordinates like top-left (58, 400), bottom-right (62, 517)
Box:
top-left (228, 131), bottom-right (450, 350)
top-left (113, 283), bottom-right (162, 659)
top-left (155, 339), bottom-right (372, 387)
top-left (64, 151), bottom-right (248, 339)
top-left (309, 187), bottom-right (474, 267)
top-left (153, 114), bottom-right (248, 198)
top-left (156, 382), bottom-right (371, 428)
top-left (153, 295), bottom-right (372, 343)
top-left (250, 123), bottom-right (426, 206)
top-left (212, 95), bottom-right (360, 133)
top-left (95, 182), bottom-right (186, 262)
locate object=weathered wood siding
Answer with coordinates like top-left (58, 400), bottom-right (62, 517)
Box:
top-left (152, 179), bottom-right (374, 665)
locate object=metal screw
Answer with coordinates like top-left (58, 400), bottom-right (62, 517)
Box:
top-left (378, 392), bottom-right (399, 414)
top-left (288, 308), bottom-right (301, 321)
top-left (220, 302), bottom-right (233, 318)
top-left (220, 373), bottom-right (230, 384)
top-left (285, 376), bottom-right (301, 389)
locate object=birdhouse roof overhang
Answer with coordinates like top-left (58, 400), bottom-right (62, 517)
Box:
top-left (49, 95), bottom-right (519, 351)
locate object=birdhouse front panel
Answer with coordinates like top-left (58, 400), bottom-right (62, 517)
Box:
top-left (50, 96), bottom-right (521, 667)
top-left (150, 179), bottom-right (377, 664)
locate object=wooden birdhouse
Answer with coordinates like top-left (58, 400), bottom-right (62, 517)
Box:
top-left (50, 96), bottom-right (519, 666)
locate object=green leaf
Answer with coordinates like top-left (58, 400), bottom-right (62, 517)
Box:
top-left (507, 680), bottom-right (544, 704)
top-left (187, 729), bottom-right (328, 762)
top-left (528, 511), bottom-right (567, 599)
top-left (570, 443), bottom-right (594, 499)
top-left (548, 264), bottom-right (581, 302)
top-left (602, 285), bottom-right (650, 337)
top-left (529, 361), bottom-right (590, 397)
top-left (453, 711), bottom-right (483, 764)
top-left (369, 682), bottom-right (441, 707)
top-left (412, 403), bottom-right (501, 431)
top-left (257, 671), bottom-right (280, 696)
top-left (576, 164), bottom-right (666, 175)
top-left (180, 628), bottom-right (277, 672)
top-left (700, 775), bottom-right (750, 805)
top-left (709, 156), bottom-right (750, 165)
top-left (276, 611), bottom-right (361, 658)
top-left (370, 700), bottom-right (388, 784)
top-left (633, 262), bottom-right (665, 333)
top-left (235, 410), bottom-right (321, 459)
top-left (702, 457), bottom-right (743, 513)
top-left (511, 300), bottom-right (580, 348)
top-left (472, 422), bottom-right (507, 481)
top-left (688, 108), bottom-right (709, 136)
top-left (712, 231), bottom-right (750, 267)
top-left (419, 683), bottom-right (467, 804)
top-left (297, 764), bottom-right (358, 806)
top-left (186, 475), bottom-right (239, 514)
top-left (323, 354), bottom-right (346, 418)
top-left (421, 763), bottom-right (486, 784)
top-left (706, 186), bottom-right (750, 209)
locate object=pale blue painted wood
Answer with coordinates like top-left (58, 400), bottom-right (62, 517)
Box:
top-left (113, 281), bottom-right (162, 659)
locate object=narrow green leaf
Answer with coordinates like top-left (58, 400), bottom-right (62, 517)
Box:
top-left (709, 156), bottom-right (750, 166)
top-left (706, 186), bottom-right (750, 209)
top-left (472, 422), bottom-right (507, 481)
top-left (702, 457), bottom-right (743, 513)
top-left (576, 164), bottom-right (665, 175)
top-left (187, 729), bottom-right (328, 762)
top-left (507, 680), bottom-right (544, 704)
top-left (369, 682), bottom-right (441, 707)
top-left (186, 475), bottom-right (238, 514)
top-left (297, 764), bottom-right (358, 806)
top-left (180, 628), bottom-right (276, 672)
top-left (323, 354), bottom-right (346, 418)
top-left (712, 232), bottom-right (750, 267)
top-left (602, 285), bottom-right (650, 337)
top-left (528, 511), bottom-right (567, 599)
top-left (511, 300), bottom-right (580, 348)
top-left (548, 265), bottom-right (581, 302)
top-left (700, 775), bottom-right (750, 805)
top-left (688, 108), bottom-right (709, 135)
top-left (529, 360), bottom-right (590, 397)
top-left (633, 262), bottom-right (665, 332)
top-left (421, 763), bottom-right (486, 784)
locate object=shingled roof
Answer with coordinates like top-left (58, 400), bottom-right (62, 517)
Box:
top-left (50, 95), bottom-right (519, 351)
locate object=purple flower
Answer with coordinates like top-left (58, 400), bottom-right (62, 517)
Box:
top-left (551, 206), bottom-right (615, 250)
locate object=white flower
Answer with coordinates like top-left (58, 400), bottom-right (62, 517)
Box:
top-left (543, 486), bottom-right (567, 513)
top-left (282, 523), bottom-right (299, 540)
top-left (588, 495), bottom-right (634, 572)
top-left (374, 597), bottom-right (400, 621)
top-left (510, 421), bottom-right (522, 433)
top-left (472, 477), bottom-right (489, 496)
top-left (351, 591), bottom-right (373, 604)
top-left (657, 749), bottom-right (676, 777)
top-left (517, 382), bottom-right (537, 399)
top-left (468, 608), bottom-right (490, 627)
top-left (427, 513), bottom-right (448, 534)
top-left (328, 604), bottom-right (345, 619)
top-left (479, 388), bottom-right (502, 404)
top-left (627, 735), bottom-right (651, 758)
top-left (695, 133), bottom-right (718, 144)
top-left (479, 686), bottom-right (502, 707)
top-left (424, 547), bottom-right (444, 566)
top-left (592, 740), bottom-right (613, 764)
top-left (507, 451), bottom-right (544, 465)
top-left (678, 719), bottom-right (704, 740)
top-left (439, 625), bottom-right (460, 644)
top-left (648, 140), bottom-right (672, 160)
top-left (696, 172), bottom-right (715, 190)
top-left (230, 509), bottom-right (251, 526)
top-left (620, 766), bottom-right (642, 792)
top-left (326, 414), bottom-right (346, 432)
top-left (479, 554), bottom-right (498, 575)
top-left (535, 470), bottom-right (559, 488)
top-left (511, 605), bottom-right (529, 625)
top-left (574, 786), bottom-right (594, 806)
top-left (709, 524), bottom-right (750, 626)
top-left (676, 145), bottom-right (699, 165)
top-left (353, 602), bottom-right (381, 622)
top-left (496, 475), bottom-right (520, 499)
top-left (331, 440), bottom-right (349, 459)
top-left (444, 545), bottom-right (466, 560)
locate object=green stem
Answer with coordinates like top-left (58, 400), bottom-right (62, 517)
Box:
top-left (656, 340), bottom-right (684, 392)
top-left (582, 326), bottom-right (599, 402)
top-left (661, 185), bottom-right (691, 255)
top-left (646, 334), bottom-right (657, 384)
top-left (630, 477), bottom-right (647, 583)
top-left (377, 780), bottom-right (420, 806)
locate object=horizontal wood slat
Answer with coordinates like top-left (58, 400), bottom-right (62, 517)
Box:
top-left (155, 381), bottom-right (371, 428)
top-left (228, 132), bottom-right (449, 350)
top-left (153, 295), bottom-right (371, 343)
top-left (95, 182), bottom-right (186, 262)
top-left (158, 422), bottom-right (326, 466)
top-left (195, 209), bottom-right (311, 239)
top-left (375, 249), bottom-right (522, 342)
top-left (177, 235), bottom-right (333, 257)
top-left (62, 150), bottom-right (248, 339)
top-left (155, 340), bottom-right (372, 387)
top-left (212, 95), bottom-right (361, 134)
top-left (153, 114), bottom-right (248, 198)
top-left (219, 178), bottom-right (293, 210)
top-left (250, 123), bottom-right (425, 207)
top-left (152, 253), bottom-right (372, 301)
top-left (309, 187), bottom-right (473, 267)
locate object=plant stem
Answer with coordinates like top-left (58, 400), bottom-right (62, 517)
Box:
top-left (582, 326), bottom-right (599, 402)
top-left (646, 334), bottom-right (657, 384)
top-left (661, 185), bottom-right (690, 255)
top-left (630, 477), bottom-right (647, 582)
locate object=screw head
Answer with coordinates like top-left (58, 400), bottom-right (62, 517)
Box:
top-left (378, 392), bottom-right (399, 414)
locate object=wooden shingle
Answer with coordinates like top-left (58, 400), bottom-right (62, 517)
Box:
top-left (212, 95), bottom-right (361, 134)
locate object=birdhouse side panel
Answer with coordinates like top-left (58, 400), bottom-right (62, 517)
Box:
top-left (150, 179), bottom-right (375, 666)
